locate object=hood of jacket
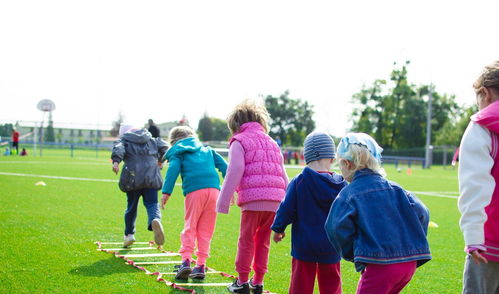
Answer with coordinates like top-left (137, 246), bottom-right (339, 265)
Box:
top-left (121, 129), bottom-right (152, 144)
top-left (472, 100), bottom-right (499, 134)
top-left (300, 166), bottom-right (346, 205)
top-left (165, 137), bottom-right (203, 160)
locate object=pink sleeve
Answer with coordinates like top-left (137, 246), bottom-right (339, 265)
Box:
top-left (216, 141), bottom-right (245, 214)
top-left (280, 155), bottom-right (289, 187)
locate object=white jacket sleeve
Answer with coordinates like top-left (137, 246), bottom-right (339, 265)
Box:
top-left (458, 121), bottom-right (496, 246)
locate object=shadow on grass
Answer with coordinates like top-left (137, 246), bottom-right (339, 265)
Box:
top-left (68, 256), bottom-right (136, 277)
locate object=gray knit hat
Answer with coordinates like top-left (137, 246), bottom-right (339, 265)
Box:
top-left (303, 132), bottom-right (336, 164)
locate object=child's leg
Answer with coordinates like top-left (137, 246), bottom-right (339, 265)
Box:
top-left (356, 261), bottom-right (416, 294)
top-left (194, 188), bottom-right (218, 266)
top-left (288, 258), bottom-right (317, 294)
top-left (317, 262), bottom-right (341, 294)
top-left (179, 190), bottom-right (205, 262)
top-left (252, 211), bottom-right (275, 285)
top-left (141, 188), bottom-right (161, 231)
top-left (235, 211), bottom-right (260, 283)
top-left (124, 190), bottom-right (141, 235)
top-left (463, 256), bottom-right (499, 294)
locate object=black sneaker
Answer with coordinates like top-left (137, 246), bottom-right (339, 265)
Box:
top-left (188, 265), bottom-right (205, 279)
top-left (175, 260), bottom-right (192, 280)
top-left (227, 279), bottom-right (250, 294)
top-left (249, 279), bottom-right (263, 294)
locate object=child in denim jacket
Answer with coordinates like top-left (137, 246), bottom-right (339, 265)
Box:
top-left (325, 133), bottom-right (431, 294)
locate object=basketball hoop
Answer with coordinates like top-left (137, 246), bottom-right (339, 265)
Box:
top-left (37, 99), bottom-right (56, 112)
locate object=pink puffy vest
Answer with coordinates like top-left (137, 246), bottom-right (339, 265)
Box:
top-left (472, 100), bottom-right (499, 261)
top-left (229, 122), bottom-right (286, 205)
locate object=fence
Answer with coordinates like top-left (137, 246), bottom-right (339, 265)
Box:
top-left (1, 140), bottom-right (114, 159)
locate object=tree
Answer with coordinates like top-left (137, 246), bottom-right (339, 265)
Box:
top-left (350, 61), bottom-right (460, 149)
top-left (44, 112), bottom-right (55, 142)
top-left (0, 123), bottom-right (14, 137)
top-left (196, 115), bottom-right (230, 141)
top-left (211, 118), bottom-right (230, 141)
top-left (110, 112), bottom-right (125, 137)
top-left (434, 105), bottom-right (477, 146)
top-left (197, 114), bottom-right (214, 141)
top-left (265, 91), bottom-right (315, 146)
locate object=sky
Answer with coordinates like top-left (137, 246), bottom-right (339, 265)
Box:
top-left (1, 0), bottom-right (498, 136)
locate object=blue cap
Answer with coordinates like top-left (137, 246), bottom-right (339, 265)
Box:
top-left (337, 133), bottom-right (383, 162)
top-left (303, 132), bottom-right (336, 164)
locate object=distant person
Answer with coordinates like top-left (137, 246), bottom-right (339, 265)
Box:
top-left (111, 124), bottom-right (168, 248)
top-left (148, 119), bottom-right (160, 138)
top-left (217, 100), bottom-right (288, 294)
top-left (325, 133), bottom-right (431, 294)
top-left (451, 147), bottom-right (460, 167)
top-left (272, 132), bottom-right (347, 294)
top-left (3, 147), bottom-right (11, 156)
top-left (161, 126), bottom-right (227, 280)
top-left (458, 61), bottom-right (499, 294)
top-left (11, 128), bottom-right (19, 155)
top-left (20, 148), bottom-right (28, 156)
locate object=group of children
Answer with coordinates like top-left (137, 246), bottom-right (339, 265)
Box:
top-left (110, 61), bottom-right (499, 294)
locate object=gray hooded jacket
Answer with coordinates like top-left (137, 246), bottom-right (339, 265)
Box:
top-left (111, 129), bottom-right (168, 192)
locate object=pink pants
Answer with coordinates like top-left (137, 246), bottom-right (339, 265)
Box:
top-left (235, 210), bottom-right (275, 284)
top-left (289, 258), bottom-right (341, 294)
top-left (356, 261), bottom-right (417, 294)
top-left (179, 188), bottom-right (218, 266)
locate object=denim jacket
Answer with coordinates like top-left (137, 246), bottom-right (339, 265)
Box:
top-left (325, 168), bottom-right (431, 272)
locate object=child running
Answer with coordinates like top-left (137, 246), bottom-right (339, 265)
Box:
top-left (111, 124), bottom-right (168, 248)
top-left (161, 126), bottom-right (227, 280)
top-left (217, 100), bottom-right (288, 294)
top-left (458, 61), bottom-right (499, 294)
top-left (271, 132), bottom-right (346, 294)
top-left (325, 133), bottom-right (431, 294)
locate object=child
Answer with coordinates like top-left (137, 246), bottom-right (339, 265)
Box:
top-left (111, 124), bottom-right (168, 248)
top-left (325, 133), bottom-right (431, 294)
top-left (217, 100), bottom-right (288, 294)
top-left (458, 61), bottom-right (499, 294)
top-left (20, 148), bottom-right (28, 156)
top-left (271, 132), bottom-right (346, 294)
top-left (161, 126), bottom-right (227, 280)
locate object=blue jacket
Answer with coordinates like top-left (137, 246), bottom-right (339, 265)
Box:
top-left (325, 168), bottom-right (431, 272)
top-left (162, 137), bottom-right (227, 196)
top-left (271, 167), bottom-right (348, 264)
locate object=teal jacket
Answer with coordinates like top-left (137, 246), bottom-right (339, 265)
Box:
top-left (162, 137), bottom-right (227, 196)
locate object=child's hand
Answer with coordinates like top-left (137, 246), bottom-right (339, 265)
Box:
top-left (161, 193), bottom-right (170, 209)
top-left (273, 232), bottom-right (285, 243)
top-left (470, 250), bottom-right (488, 265)
top-left (157, 161), bottom-right (163, 169)
top-left (112, 162), bottom-right (119, 174)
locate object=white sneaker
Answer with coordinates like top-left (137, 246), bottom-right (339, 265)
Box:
top-left (123, 234), bottom-right (135, 247)
top-left (151, 219), bottom-right (164, 246)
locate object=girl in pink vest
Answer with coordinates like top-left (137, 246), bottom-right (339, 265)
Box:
top-left (459, 61), bottom-right (499, 294)
top-left (217, 100), bottom-right (288, 294)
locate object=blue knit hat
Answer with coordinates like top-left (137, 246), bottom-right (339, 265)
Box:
top-left (303, 132), bottom-right (336, 164)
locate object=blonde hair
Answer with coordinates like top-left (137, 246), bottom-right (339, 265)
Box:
top-left (338, 144), bottom-right (386, 177)
top-left (227, 99), bottom-right (270, 134)
top-left (169, 126), bottom-right (196, 145)
top-left (473, 61), bottom-right (499, 95)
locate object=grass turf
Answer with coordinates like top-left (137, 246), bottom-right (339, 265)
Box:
top-left (0, 152), bottom-right (463, 293)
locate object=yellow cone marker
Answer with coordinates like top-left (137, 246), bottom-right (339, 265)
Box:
top-left (35, 181), bottom-right (47, 186)
top-left (429, 221), bottom-right (439, 228)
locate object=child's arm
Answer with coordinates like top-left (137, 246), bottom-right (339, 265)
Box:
top-left (325, 195), bottom-right (356, 261)
top-left (406, 192), bottom-right (430, 234)
top-left (216, 141), bottom-right (245, 214)
top-left (111, 140), bottom-right (125, 164)
top-left (458, 123), bottom-right (495, 248)
top-left (156, 138), bottom-right (169, 163)
top-left (212, 149), bottom-right (228, 177)
top-left (161, 155), bottom-right (181, 196)
top-left (271, 178), bottom-right (298, 241)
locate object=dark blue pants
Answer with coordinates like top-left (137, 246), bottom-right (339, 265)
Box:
top-left (124, 188), bottom-right (161, 235)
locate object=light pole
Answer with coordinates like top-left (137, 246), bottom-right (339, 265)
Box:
top-left (37, 99), bottom-right (56, 157)
top-left (424, 85), bottom-right (433, 169)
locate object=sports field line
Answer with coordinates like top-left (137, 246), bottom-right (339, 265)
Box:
top-left (0, 172), bottom-right (182, 186)
top-left (413, 191), bottom-right (458, 199)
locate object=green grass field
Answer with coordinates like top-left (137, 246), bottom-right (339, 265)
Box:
top-left (0, 150), bottom-right (464, 293)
